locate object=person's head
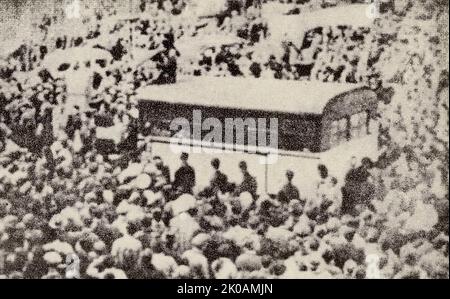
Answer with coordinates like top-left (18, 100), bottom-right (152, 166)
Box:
top-left (361, 157), bottom-right (373, 170)
top-left (318, 164), bottom-right (328, 179)
top-left (331, 177), bottom-right (338, 186)
top-left (153, 156), bottom-right (163, 168)
top-left (180, 152), bottom-right (189, 165)
top-left (289, 200), bottom-right (303, 217)
top-left (286, 170), bottom-right (294, 182)
top-left (152, 209), bottom-right (162, 222)
top-left (211, 158), bottom-right (220, 170)
top-left (239, 161), bottom-right (247, 173)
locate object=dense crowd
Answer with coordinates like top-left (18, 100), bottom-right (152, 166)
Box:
top-left (1, 0), bottom-right (378, 85)
top-left (0, 133), bottom-right (447, 279)
top-left (0, 0), bottom-right (448, 279)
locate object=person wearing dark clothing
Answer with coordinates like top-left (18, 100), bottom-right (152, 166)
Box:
top-left (42, 146), bottom-right (55, 179)
top-left (342, 157), bottom-right (375, 215)
top-left (200, 158), bottom-right (230, 197)
top-left (110, 39), bottom-right (127, 61)
top-left (317, 164), bottom-right (330, 184)
top-left (345, 159), bottom-right (372, 184)
top-left (119, 127), bottom-right (138, 153)
top-left (210, 158), bottom-right (229, 193)
top-left (38, 69), bottom-right (54, 83)
top-left (173, 153), bottom-right (196, 195)
top-left (266, 55), bottom-right (283, 79)
top-left (65, 111), bottom-right (82, 140)
top-left (234, 161), bottom-right (258, 199)
top-left (151, 32), bottom-right (179, 85)
top-left (153, 156), bottom-right (171, 185)
top-left (249, 62), bottom-right (262, 78)
top-left (278, 170), bottom-right (300, 204)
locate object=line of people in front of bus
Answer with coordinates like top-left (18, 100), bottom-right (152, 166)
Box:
top-left (151, 152), bottom-right (258, 201)
top-left (151, 151), bottom-right (376, 216)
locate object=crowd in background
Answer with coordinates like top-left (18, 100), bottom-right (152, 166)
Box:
top-left (0, 0), bottom-right (448, 279)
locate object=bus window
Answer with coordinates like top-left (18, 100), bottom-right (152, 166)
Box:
top-left (351, 112), bottom-right (367, 138)
top-left (330, 120), bottom-right (339, 145)
top-left (366, 110), bottom-right (372, 135)
top-left (330, 118), bottom-right (349, 146)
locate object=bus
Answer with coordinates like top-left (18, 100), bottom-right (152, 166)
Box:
top-left (137, 76), bottom-right (380, 198)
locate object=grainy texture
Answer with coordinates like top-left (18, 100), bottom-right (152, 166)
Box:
top-left (0, 0), bottom-right (448, 279)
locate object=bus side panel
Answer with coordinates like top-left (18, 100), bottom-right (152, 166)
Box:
top-left (278, 115), bottom-right (322, 153)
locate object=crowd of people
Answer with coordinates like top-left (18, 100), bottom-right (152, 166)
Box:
top-left (0, 133), bottom-right (447, 279)
top-left (0, 0), bottom-right (448, 279)
top-left (1, 0), bottom-right (379, 86)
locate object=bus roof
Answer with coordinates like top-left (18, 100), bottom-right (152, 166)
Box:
top-left (137, 77), bottom-right (363, 115)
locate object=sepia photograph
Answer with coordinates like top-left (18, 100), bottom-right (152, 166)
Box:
top-left (0, 0), bottom-right (448, 281)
